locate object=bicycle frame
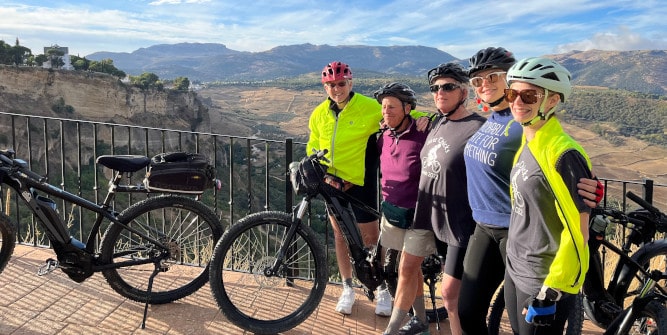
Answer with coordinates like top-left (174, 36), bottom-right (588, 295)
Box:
top-left (583, 195), bottom-right (667, 330)
top-left (0, 153), bottom-right (170, 272)
top-left (270, 168), bottom-right (382, 297)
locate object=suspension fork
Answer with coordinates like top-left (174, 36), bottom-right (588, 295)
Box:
top-left (607, 270), bottom-right (661, 335)
top-left (265, 198), bottom-right (310, 277)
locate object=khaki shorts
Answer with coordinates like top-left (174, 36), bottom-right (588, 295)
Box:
top-left (379, 216), bottom-right (436, 257)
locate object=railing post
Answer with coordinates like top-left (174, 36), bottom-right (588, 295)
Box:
top-left (643, 178), bottom-right (654, 205)
top-left (285, 138), bottom-right (293, 213)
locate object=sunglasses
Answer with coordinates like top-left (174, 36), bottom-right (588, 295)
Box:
top-left (429, 83), bottom-right (460, 93)
top-left (469, 71), bottom-right (505, 88)
top-left (324, 81), bottom-right (348, 88)
top-left (504, 89), bottom-right (545, 104)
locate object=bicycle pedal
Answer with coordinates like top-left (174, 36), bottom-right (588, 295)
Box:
top-left (37, 258), bottom-right (59, 276)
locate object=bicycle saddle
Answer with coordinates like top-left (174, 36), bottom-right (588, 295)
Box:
top-left (96, 155), bottom-right (151, 172)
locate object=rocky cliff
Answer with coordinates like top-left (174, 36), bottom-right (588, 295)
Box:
top-left (0, 65), bottom-right (209, 131)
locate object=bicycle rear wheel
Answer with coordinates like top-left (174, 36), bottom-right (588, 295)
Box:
top-left (0, 213), bottom-right (16, 274)
top-left (208, 211), bottom-right (328, 335)
top-left (99, 195), bottom-right (222, 304)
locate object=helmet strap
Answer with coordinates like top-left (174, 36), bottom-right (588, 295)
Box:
top-left (441, 89), bottom-right (467, 117)
top-left (488, 95), bottom-right (505, 107)
top-left (520, 88), bottom-right (553, 126)
top-left (441, 99), bottom-right (465, 118)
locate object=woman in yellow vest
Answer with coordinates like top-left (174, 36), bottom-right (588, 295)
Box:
top-left (503, 57), bottom-right (592, 335)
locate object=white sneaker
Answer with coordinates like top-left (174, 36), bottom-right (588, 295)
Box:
top-left (375, 288), bottom-right (393, 316)
top-left (335, 286), bottom-right (355, 315)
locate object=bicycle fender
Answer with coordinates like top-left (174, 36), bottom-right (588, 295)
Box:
top-left (611, 239), bottom-right (667, 303)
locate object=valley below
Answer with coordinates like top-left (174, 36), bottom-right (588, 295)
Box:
top-left (199, 85), bottom-right (667, 209)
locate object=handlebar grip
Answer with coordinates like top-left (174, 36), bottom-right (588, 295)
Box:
top-left (309, 149), bottom-right (329, 162)
top-left (626, 191), bottom-right (661, 216)
top-left (0, 154), bottom-right (12, 165)
top-left (20, 167), bottom-right (46, 183)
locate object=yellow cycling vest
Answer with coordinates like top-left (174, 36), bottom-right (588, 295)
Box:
top-left (513, 116), bottom-right (591, 294)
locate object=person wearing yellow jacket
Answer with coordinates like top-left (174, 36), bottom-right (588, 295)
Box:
top-left (503, 57), bottom-right (592, 335)
top-left (306, 61), bottom-right (429, 317)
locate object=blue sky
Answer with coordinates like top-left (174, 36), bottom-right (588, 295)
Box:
top-left (1, 0), bottom-right (665, 61)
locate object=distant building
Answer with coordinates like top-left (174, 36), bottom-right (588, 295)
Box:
top-left (43, 44), bottom-right (73, 70)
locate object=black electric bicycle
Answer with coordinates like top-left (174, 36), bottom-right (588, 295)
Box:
top-left (209, 149), bottom-right (394, 334)
top-left (489, 191), bottom-right (667, 335)
top-left (0, 149), bottom-right (223, 327)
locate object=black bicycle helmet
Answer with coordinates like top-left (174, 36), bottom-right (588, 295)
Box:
top-left (373, 82), bottom-right (417, 110)
top-left (468, 47), bottom-right (516, 77)
top-left (427, 62), bottom-right (468, 85)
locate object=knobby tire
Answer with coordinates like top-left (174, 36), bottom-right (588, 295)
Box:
top-left (613, 242), bottom-right (667, 308)
top-left (208, 211), bottom-right (328, 335)
top-left (99, 195), bottom-right (222, 304)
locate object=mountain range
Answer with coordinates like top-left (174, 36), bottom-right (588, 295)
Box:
top-left (87, 43), bottom-right (457, 83)
top-left (86, 43), bottom-right (667, 95)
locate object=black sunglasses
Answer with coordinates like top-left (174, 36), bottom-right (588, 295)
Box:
top-left (429, 83), bottom-right (460, 93)
top-left (504, 89), bottom-right (545, 104)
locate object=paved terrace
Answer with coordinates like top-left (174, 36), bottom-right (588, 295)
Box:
top-left (0, 244), bottom-right (603, 335)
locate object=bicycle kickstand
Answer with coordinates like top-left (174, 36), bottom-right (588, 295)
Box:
top-left (141, 265), bottom-right (161, 329)
top-left (427, 277), bottom-right (441, 333)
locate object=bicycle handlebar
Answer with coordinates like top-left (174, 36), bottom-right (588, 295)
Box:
top-left (626, 191), bottom-right (663, 217)
top-left (309, 149), bottom-right (329, 163)
top-left (0, 150), bottom-right (47, 183)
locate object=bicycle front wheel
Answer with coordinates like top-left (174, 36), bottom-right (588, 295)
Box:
top-left (615, 299), bottom-right (667, 334)
top-left (208, 211), bottom-right (328, 335)
top-left (99, 195), bottom-right (222, 304)
top-left (0, 213), bottom-right (16, 274)
top-left (614, 241), bottom-right (667, 309)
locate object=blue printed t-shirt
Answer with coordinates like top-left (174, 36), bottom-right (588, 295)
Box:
top-left (463, 108), bottom-right (523, 228)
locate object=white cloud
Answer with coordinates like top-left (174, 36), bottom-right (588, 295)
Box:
top-left (555, 26), bottom-right (667, 53)
top-left (1, 1), bottom-right (665, 59)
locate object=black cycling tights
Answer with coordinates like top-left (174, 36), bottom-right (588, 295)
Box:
top-left (459, 224), bottom-right (509, 335)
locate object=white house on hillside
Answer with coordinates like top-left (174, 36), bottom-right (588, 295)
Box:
top-left (43, 44), bottom-right (73, 70)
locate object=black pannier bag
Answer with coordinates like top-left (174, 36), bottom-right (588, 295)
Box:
top-left (289, 156), bottom-right (326, 196)
top-left (144, 152), bottom-right (216, 194)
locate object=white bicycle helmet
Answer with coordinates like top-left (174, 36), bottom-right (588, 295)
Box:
top-left (506, 57), bottom-right (572, 102)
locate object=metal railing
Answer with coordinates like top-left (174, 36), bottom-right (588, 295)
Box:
top-left (0, 111), bottom-right (311, 247)
top-left (1, 111), bottom-right (665, 282)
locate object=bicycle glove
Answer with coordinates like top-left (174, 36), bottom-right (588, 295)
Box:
top-left (525, 298), bottom-right (556, 326)
top-left (524, 286), bottom-right (562, 326)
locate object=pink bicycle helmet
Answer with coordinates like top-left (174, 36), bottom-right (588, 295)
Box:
top-left (321, 61), bottom-right (352, 83)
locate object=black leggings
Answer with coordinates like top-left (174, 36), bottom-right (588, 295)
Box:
top-left (434, 239), bottom-right (465, 279)
top-left (503, 272), bottom-right (574, 335)
top-left (459, 224), bottom-right (509, 335)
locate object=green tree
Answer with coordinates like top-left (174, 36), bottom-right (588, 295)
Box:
top-left (70, 55), bottom-right (90, 71)
top-left (0, 40), bottom-right (11, 64)
top-left (45, 47), bottom-right (65, 68)
top-left (172, 76), bottom-right (190, 91)
top-left (9, 38), bottom-right (32, 66)
top-left (34, 54), bottom-right (47, 66)
top-left (130, 72), bottom-right (163, 90)
top-left (88, 58), bottom-right (126, 78)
